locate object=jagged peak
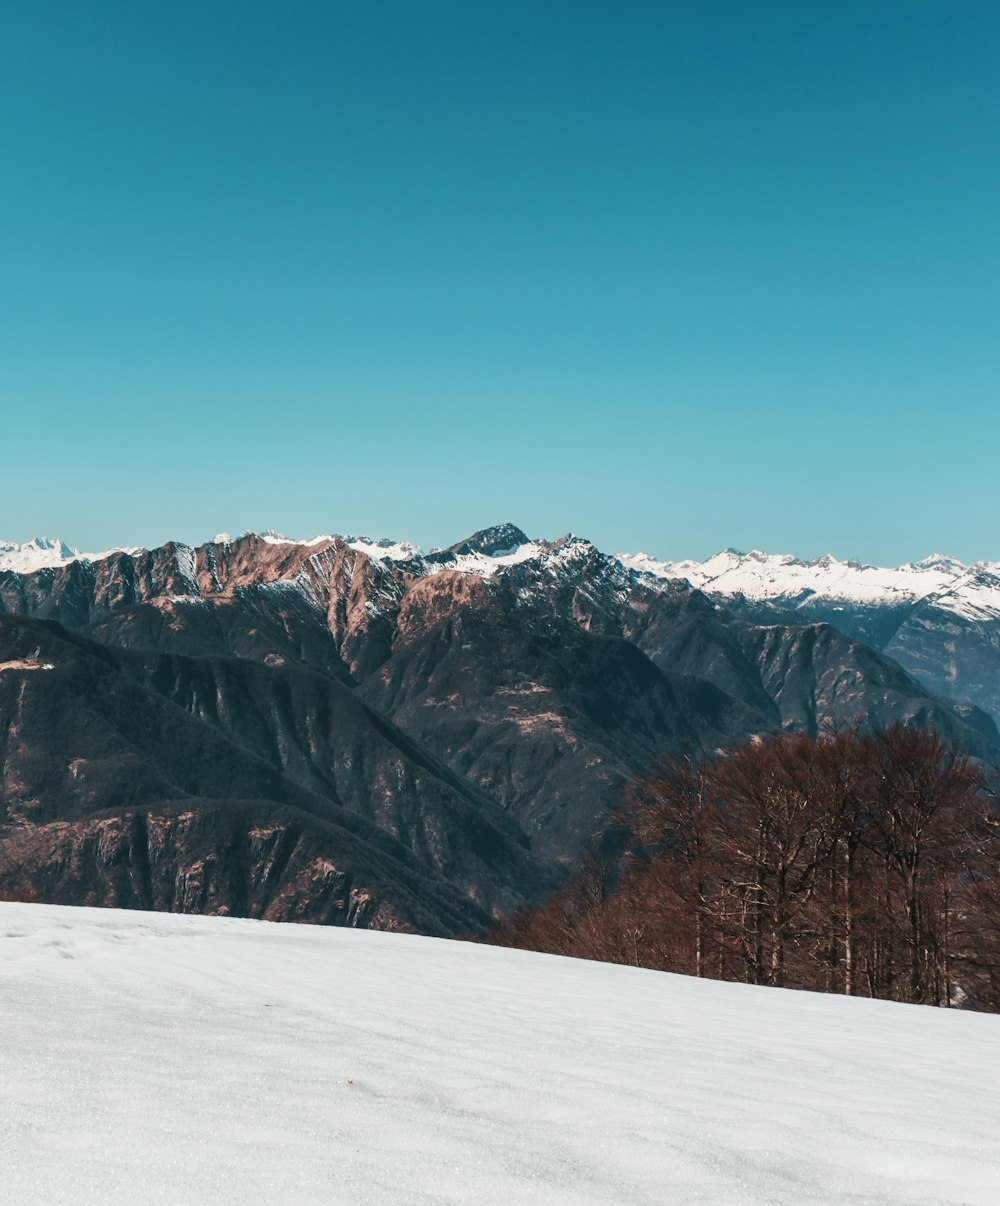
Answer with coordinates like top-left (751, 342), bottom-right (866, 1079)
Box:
top-left (909, 553), bottom-right (968, 575)
top-left (544, 533), bottom-right (602, 558)
top-left (615, 546), bottom-right (995, 611)
top-left (4, 528), bottom-right (997, 624)
top-left (345, 536), bottom-right (422, 563)
top-left (0, 537), bottom-right (81, 574)
top-left (438, 522), bottom-right (531, 559)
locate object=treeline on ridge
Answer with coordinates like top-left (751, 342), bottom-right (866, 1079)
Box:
top-left (489, 725), bottom-right (1000, 1011)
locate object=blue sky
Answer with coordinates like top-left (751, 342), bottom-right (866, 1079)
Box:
top-left (1, 2), bottom-right (997, 563)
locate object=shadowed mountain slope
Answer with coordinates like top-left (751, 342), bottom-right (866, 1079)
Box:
top-left (356, 572), bottom-right (766, 858)
top-left (0, 615), bottom-right (543, 930)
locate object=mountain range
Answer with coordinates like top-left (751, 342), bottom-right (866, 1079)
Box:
top-left (622, 546), bottom-right (1000, 726)
top-left (2, 525), bottom-right (998, 932)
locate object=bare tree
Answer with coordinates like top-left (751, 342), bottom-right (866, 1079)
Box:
top-left (489, 726), bottom-right (1000, 1012)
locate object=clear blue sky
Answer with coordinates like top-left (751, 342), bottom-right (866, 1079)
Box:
top-left (1, 2), bottom-right (997, 563)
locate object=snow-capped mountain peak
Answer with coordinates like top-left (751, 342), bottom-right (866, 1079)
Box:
top-left (6, 525), bottom-right (999, 630)
top-left (446, 522), bottom-right (530, 558)
top-left (0, 537), bottom-right (80, 574)
top-left (345, 535), bottom-right (423, 562)
top-left (908, 553), bottom-right (968, 576)
top-left (617, 547), bottom-right (986, 608)
top-left (421, 523), bottom-right (542, 576)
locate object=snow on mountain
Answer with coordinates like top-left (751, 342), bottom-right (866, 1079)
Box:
top-left (258, 529), bottom-right (302, 546)
top-left (618, 547), bottom-right (967, 603)
top-left (205, 530), bottom-right (421, 562)
top-left (618, 546), bottom-right (1000, 617)
top-left (0, 525), bottom-right (547, 581)
top-left (202, 525), bottom-right (624, 588)
top-left (80, 545), bottom-right (147, 563)
top-left (910, 553), bottom-right (970, 576)
top-left (429, 539), bottom-right (547, 576)
top-left (905, 565), bottom-right (1000, 624)
top-left (3, 903), bottom-right (997, 1206)
top-left (341, 523), bottom-right (547, 577)
top-left (6, 526), bottom-right (1000, 628)
top-left (345, 535), bottom-right (423, 562)
top-left (0, 537), bottom-right (80, 573)
top-left (204, 526), bottom-right (603, 582)
top-left (0, 538), bottom-right (148, 572)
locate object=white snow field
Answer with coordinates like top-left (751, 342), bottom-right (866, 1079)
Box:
top-left (2, 905), bottom-right (998, 1206)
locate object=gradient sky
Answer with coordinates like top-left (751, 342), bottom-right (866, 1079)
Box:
top-left (1, 2), bottom-right (997, 564)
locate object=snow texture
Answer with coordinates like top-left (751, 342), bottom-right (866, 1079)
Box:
top-left (2, 903), bottom-right (998, 1206)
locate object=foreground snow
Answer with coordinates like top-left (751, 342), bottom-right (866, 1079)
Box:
top-left (1, 905), bottom-right (998, 1205)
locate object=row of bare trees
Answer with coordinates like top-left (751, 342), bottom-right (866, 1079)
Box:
top-left (490, 726), bottom-right (1000, 1010)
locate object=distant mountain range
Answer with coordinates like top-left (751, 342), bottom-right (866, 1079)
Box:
top-left (2, 524), bottom-right (998, 932)
top-left (621, 546), bottom-right (1000, 725)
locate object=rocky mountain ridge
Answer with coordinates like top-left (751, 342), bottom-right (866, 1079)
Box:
top-left (12, 527), bottom-right (997, 615)
top-left (2, 523), bottom-right (998, 932)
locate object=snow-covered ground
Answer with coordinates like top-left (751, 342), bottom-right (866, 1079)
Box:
top-left (2, 905), bottom-right (997, 1205)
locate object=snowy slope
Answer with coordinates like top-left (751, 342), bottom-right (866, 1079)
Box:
top-left (2, 904), bottom-right (998, 1206)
